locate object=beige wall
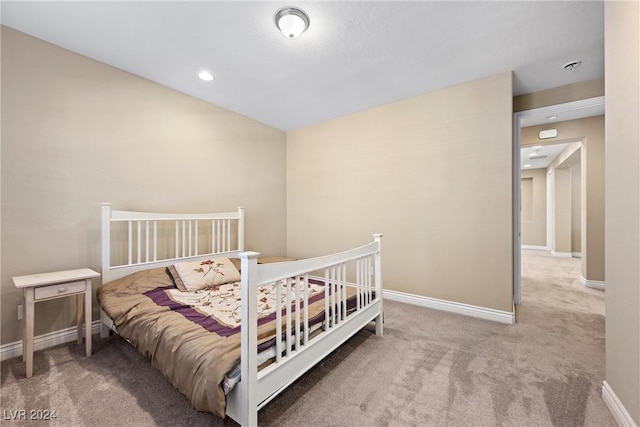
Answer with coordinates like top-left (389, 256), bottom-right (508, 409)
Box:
top-left (553, 168), bottom-right (572, 254)
top-left (520, 169), bottom-right (547, 247)
top-left (570, 162), bottom-right (581, 254)
top-left (604, 0), bottom-right (640, 423)
top-left (0, 27), bottom-right (288, 345)
top-left (521, 117), bottom-right (604, 281)
top-left (582, 120), bottom-right (606, 282)
top-left (548, 142), bottom-right (581, 256)
top-left (287, 72), bottom-right (514, 313)
top-left (521, 177), bottom-right (533, 222)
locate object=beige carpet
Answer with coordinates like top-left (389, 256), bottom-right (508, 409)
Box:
top-left (0, 250), bottom-right (615, 426)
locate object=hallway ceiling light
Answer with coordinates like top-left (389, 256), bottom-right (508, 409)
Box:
top-left (524, 164), bottom-right (532, 168)
top-left (274, 7), bottom-right (310, 39)
top-left (539, 129), bottom-right (558, 139)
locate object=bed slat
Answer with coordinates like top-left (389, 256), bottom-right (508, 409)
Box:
top-left (187, 221), bottom-right (192, 257)
top-left (136, 221), bottom-right (141, 263)
top-left (324, 268), bottom-right (330, 331)
top-left (144, 221), bottom-right (149, 263)
top-left (295, 276), bottom-right (301, 351)
top-left (340, 263), bottom-right (347, 320)
top-left (194, 221), bottom-right (199, 256)
top-left (303, 274), bottom-right (309, 345)
top-left (127, 221), bottom-right (133, 265)
top-left (216, 220), bottom-right (221, 253)
top-left (182, 221), bottom-right (187, 258)
top-left (153, 221), bottom-right (158, 262)
top-left (175, 221), bottom-right (179, 258)
top-left (285, 278), bottom-right (292, 357)
top-left (275, 282), bottom-right (282, 363)
top-left (368, 256), bottom-right (373, 304)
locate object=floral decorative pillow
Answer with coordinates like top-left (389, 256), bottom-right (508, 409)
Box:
top-left (167, 258), bottom-right (241, 292)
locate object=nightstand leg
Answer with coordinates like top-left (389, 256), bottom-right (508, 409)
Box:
top-left (24, 288), bottom-right (34, 378)
top-left (84, 279), bottom-right (92, 357)
top-left (76, 294), bottom-right (83, 345)
top-left (22, 291), bottom-right (26, 362)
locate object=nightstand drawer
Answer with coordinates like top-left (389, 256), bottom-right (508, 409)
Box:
top-left (34, 280), bottom-right (85, 300)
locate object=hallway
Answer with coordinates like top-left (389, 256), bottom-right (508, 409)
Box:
top-left (517, 249), bottom-right (608, 425)
top-left (520, 249), bottom-right (604, 315)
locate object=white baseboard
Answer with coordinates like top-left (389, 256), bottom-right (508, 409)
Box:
top-left (572, 252), bottom-right (582, 258)
top-left (521, 245), bottom-right (549, 251)
top-left (602, 380), bottom-right (638, 427)
top-left (0, 320), bottom-right (101, 361)
top-left (551, 251), bottom-right (572, 257)
top-left (384, 290), bottom-right (515, 324)
top-left (581, 276), bottom-right (606, 290)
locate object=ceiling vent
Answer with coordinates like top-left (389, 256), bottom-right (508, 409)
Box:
top-left (563, 60), bottom-right (582, 71)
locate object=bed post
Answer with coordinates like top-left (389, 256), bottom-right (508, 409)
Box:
top-left (100, 203), bottom-right (112, 338)
top-left (238, 250), bottom-right (260, 427)
top-left (237, 207), bottom-right (245, 252)
top-left (373, 234), bottom-right (384, 337)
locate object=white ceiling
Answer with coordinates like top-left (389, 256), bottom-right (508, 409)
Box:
top-left (1, 1), bottom-right (604, 131)
top-left (520, 103), bottom-right (605, 127)
top-left (521, 143), bottom-right (569, 170)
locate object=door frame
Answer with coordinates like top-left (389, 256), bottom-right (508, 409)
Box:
top-left (512, 96), bottom-right (604, 306)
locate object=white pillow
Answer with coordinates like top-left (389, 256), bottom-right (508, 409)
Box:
top-left (168, 257), bottom-right (241, 292)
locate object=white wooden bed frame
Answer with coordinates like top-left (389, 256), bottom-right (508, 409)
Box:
top-left (100, 203), bottom-right (383, 427)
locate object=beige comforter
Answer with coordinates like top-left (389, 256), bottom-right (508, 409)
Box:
top-left (97, 267), bottom-right (333, 417)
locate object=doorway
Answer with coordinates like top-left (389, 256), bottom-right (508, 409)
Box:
top-left (520, 142), bottom-right (579, 252)
top-left (512, 96), bottom-right (604, 306)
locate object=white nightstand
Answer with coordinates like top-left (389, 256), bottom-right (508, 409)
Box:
top-left (12, 268), bottom-right (100, 378)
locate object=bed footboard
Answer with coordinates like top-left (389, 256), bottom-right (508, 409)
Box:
top-left (226, 235), bottom-right (383, 427)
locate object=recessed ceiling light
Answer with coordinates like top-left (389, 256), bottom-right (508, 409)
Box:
top-left (547, 116), bottom-right (557, 120)
top-left (198, 71), bottom-right (215, 81)
top-left (524, 164), bottom-right (532, 168)
top-left (531, 145), bottom-right (542, 149)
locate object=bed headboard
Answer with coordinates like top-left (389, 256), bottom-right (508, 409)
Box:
top-left (101, 203), bottom-right (245, 284)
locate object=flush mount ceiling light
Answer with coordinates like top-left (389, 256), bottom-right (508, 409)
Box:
top-left (274, 7), bottom-right (310, 39)
top-left (198, 71), bottom-right (215, 81)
